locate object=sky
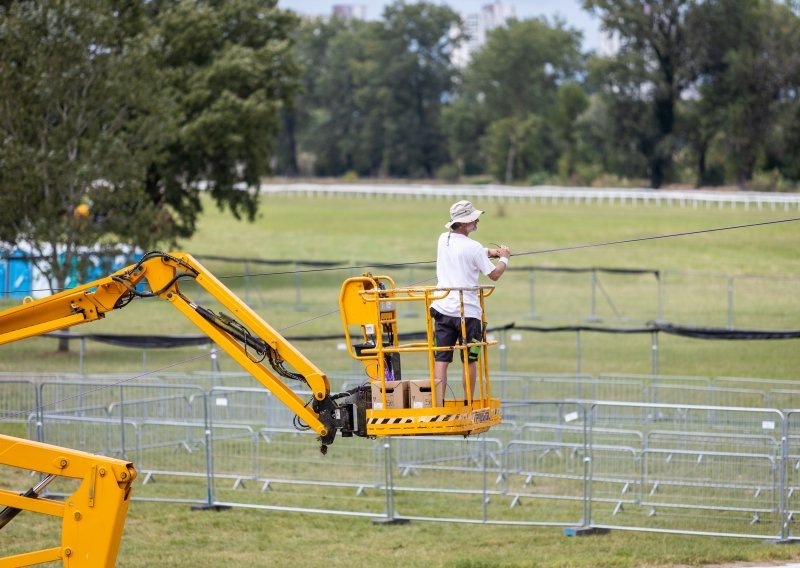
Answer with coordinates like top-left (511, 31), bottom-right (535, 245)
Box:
top-left (277, 1), bottom-right (603, 51)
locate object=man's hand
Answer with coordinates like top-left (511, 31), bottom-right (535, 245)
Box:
top-left (488, 245), bottom-right (510, 258)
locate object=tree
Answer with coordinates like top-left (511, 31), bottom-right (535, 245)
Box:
top-left (679, 0), bottom-right (750, 186)
top-left (764, 100), bottom-right (800, 184)
top-left (584, 0), bottom-right (696, 188)
top-left (463, 18), bottom-right (584, 182)
top-left (554, 82), bottom-right (590, 179)
top-left (710, 1), bottom-right (799, 188)
top-left (372, 1), bottom-right (462, 177)
top-left (585, 51), bottom-right (660, 182)
top-left (0, 0), bottom-right (300, 271)
top-left (481, 115), bottom-right (554, 183)
top-left (682, 0), bottom-right (800, 189)
top-left (679, 94), bottom-right (726, 187)
top-left (468, 18), bottom-right (584, 123)
top-left (147, 0), bottom-right (300, 232)
top-left (0, 0), bottom-right (172, 290)
top-left (0, 0), bottom-right (300, 351)
top-left (442, 99), bottom-right (488, 176)
top-left (300, 18), bottom-right (380, 176)
top-left (274, 17), bottom-right (349, 176)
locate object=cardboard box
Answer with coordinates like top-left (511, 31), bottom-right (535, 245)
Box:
top-left (371, 381), bottom-right (408, 410)
top-left (408, 379), bottom-right (445, 409)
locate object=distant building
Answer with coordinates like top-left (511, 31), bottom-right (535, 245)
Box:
top-left (332, 4), bottom-right (367, 21)
top-left (452, 1), bottom-right (517, 67)
top-left (599, 30), bottom-right (621, 56)
top-left (482, 0), bottom-right (517, 31)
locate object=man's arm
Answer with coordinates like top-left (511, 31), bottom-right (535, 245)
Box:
top-left (487, 245), bottom-right (510, 281)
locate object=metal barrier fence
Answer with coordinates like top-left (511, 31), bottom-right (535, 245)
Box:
top-left (8, 375), bottom-right (800, 540)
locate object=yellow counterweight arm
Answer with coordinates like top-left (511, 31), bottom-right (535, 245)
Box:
top-left (0, 436), bottom-right (136, 567)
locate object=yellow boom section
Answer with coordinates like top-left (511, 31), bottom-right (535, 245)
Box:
top-left (0, 251), bottom-right (335, 440)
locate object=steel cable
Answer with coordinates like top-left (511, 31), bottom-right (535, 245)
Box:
top-left (3, 215), bottom-right (798, 423)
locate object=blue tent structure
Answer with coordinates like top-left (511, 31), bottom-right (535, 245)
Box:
top-left (1, 248), bottom-right (140, 299)
top-left (0, 250), bottom-right (32, 299)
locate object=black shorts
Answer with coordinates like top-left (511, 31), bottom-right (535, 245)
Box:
top-left (430, 308), bottom-right (483, 363)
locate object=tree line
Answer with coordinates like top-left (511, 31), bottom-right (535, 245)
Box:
top-left (275, 0), bottom-right (800, 191)
top-left (2, 0), bottom-right (799, 296)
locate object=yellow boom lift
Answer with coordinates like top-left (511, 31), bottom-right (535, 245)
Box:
top-left (0, 251), bottom-right (501, 566)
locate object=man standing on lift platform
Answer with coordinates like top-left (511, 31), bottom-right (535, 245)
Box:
top-left (430, 200), bottom-right (510, 403)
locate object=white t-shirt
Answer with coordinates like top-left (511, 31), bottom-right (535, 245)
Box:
top-left (431, 232), bottom-right (496, 319)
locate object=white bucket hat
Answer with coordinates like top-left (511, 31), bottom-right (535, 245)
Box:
top-left (445, 200), bottom-right (484, 229)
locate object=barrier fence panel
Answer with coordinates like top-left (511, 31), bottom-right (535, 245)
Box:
top-left (210, 424), bottom-right (259, 483)
top-left (208, 387), bottom-right (307, 430)
top-left (589, 271), bottom-right (660, 324)
top-left (715, 376), bottom-right (800, 390)
top-left (259, 429), bottom-right (378, 488)
top-left (727, 276), bottom-right (800, 330)
top-left (649, 384), bottom-right (769, 408)
top-left (497, 373), bottom-right (597, 401)
top-left (782, 410), bottom-right (800, 540)
top-left (521, 268), bottom-right (660, 324)
top-left (33, 414), bottom-right (140, 461)
top-left (640, 449), bottom-right (778, 514)
top-left (480, 375), bottom-right (531, 400)
top-left (0, 379), bottom-right (38, 440)
top-left (589, 402), bottom-right (786, 539)
top-left (133, 418), bottom-right (215, 506)
top-left (525, 270), bottom-right (598, 323)
top-left (597, 373), bottom-right (711, 405)
top-left (501, 400), bottom-right (582, 428)
top-left (515, 266), bottom-right (800, 329)
top-left (661, 272), bottom-right (740, 329)
top-left (206, 384), bottom-right (385, 515)
top-left (491, 402), bottom-right (587, 525)
top-left (214, 431), bottom-right (387, 516)
top-left (39, 382), bottom-right (204, 421)
top-left (711, 378), bottom-right (800, 410)
top-left (503, 329), bottom-right (661, 378)
top-left (769, 390), bottom-right (800, 412)
top-left (39, 381), bottom-right (206, 472)
top-left (338, 371), bottom-right (725, 405)
top-left (391, 436), bottom-right (503, 522)
top-left (107, 387), bottom-right (205, 423)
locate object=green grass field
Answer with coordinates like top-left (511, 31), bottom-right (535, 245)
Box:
top-left (5, 492), bottom-right (800, 568)
top-left (2, 192), bottom-right (800, 566)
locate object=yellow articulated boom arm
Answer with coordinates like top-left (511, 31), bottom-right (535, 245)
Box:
top-left (0, 251), bottom-right (365, 448)
top-left (0, 436), bottom-right (136, 567)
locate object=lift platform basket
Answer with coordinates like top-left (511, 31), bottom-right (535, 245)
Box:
top-left (339, 274), bottom-right (502, 438)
